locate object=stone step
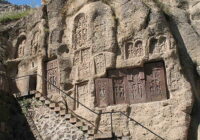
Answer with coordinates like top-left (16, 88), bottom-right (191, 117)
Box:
top-left (59, 110), bottom-right (67, 116)
top-left (39, 97), bottom-right (45, 102)
top-left (47, 94), bottom-right (52, 99)
top-left (35, 93), bottom-right (41, 99)
top-left (88, 130), bottom-right (95, 136)
top-left (70, 117), bottom-right (78, 124)
top-left (65, 114), bottom-right (72, 120)
top-left (54, 106), bottom-right (61, 113)
top-left (49, 103), bottom-right (56, 109)
top-left (94, 132), bottom-right (112, 139)
top-left (75, 121), bottom-right (83, 128)
top-left (82, 126), bottom-right (89, 132)
top-left (44, 100), bottom-right (50, 105)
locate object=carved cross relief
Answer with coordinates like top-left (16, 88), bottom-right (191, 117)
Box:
top-left (95, 61), bottom-right (168, 107)
top-left (124, 40), bottom-right (143, 59)
top-left (18, 39), bottom-right (26, 58)
top-left (92, 16), bottom-right (107, 53)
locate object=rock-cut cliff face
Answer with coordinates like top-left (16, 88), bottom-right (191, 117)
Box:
top-left (0, 0), bottom-right (200, 140)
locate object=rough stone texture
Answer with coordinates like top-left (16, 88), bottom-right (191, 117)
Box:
top-left (0, 0), bottom-right (200, 140)
top-left (0, 93), bottom-right (35, 140)
top-left (19, 98), bottom-right (86, 140)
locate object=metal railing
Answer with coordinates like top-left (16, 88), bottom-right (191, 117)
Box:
top-left (10, 74), bottom-right (165, 140)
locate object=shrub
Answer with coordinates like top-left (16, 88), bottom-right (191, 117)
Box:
top-left (0, 10), bottom-right (31, 24)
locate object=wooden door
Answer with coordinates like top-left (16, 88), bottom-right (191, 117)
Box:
top-left (46, 59), bottom-right (60, 95)
top-left (95, 78), bottom-right (114, 107)
top-left (145, 61), bottom-right (167, 101)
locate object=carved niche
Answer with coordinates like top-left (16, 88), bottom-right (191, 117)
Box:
top-left (145, 62), bottom-right (168, 101)
top-left (75, 82), bottom-right (88, 109)
top-left (92, 16), bottom-right (107, 53)
top-left (46, 59), bottom-right (60, 95)
top-left (31, 32), bottom-right (40, 55)
top-left (95, 61), bottom-right (168, 107)
top-left (72, 13), bottom-right (91, 79)
top-left (18, 39), bottom-right (26, 58)
top-left (95, 78), bottom-right (114, 107)
top-left (73, 13), bottom-right (87, 50)
top-left (125, 68), bottom-right (146, 104)
top-left (149, 36), bottom-right (167, 54)
top-left (78, 62), bottom-right (90, 79)
top-left (124, 40), bottom-right (143, 59)
top-left (94, 54), bottom-right (106, 74)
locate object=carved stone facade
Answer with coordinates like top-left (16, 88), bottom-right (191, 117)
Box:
top-left (2, 0), bottom-right (200, 139)
top-left (95, 61), bottom-right (168, 107)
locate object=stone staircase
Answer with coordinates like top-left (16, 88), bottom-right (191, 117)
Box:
top-left (34, 91), bottom-right (96, 140)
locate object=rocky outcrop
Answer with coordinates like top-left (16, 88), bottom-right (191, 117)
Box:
top-left (0, 0), bottom-right (200, 140)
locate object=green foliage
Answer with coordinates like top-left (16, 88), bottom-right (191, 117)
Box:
top-left (0, 10), bottom-right (31, 24)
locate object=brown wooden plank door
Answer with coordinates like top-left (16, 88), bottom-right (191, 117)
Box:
top-left (46, 59), bottom-right (60, 95)
top-left (126, 68), bottom-right (146, 104)
top-left (95, 78), bottom-right (114, 107)
top-left (145, 61), bottom-right (168, 102)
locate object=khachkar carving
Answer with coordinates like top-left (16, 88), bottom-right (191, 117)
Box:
top-left (75, 82), bottom-right (88, 109)
top-left (149, 36), bottom-right (167, 54)
top-left (46, 60), bottom-right (60, 94)
top-left (95, 61), bottom-right (168, 107)
top-left (92, 16), bottom-right (107, 53)
top-left (78, 62), bottom-right (90, 79)
top-left (94, 54), bottom-right (106, 74)
top-left (73, 48), bottom-right (90, 65)
top-left (113, 77), bottom-right (127, 104)
top-left (18, 39), bottom-right (26, 58)
top-left (95, 78), bottom-right (113, 107)
top-left (145, 62), bottom-right (168, 101)
top-left (126, 68), bottom-right (146, 104)
top-left (73, 13), bottom-right (87, 50)
top-left (31, 32), bottom-right (40, 55)
top-left (74, 48), bottom-right (90, 79)
top-left (124, 40), bottom-right (143, 59)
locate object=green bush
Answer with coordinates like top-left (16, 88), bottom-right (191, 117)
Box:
top-left (0, 10), bottom-right (31, 24)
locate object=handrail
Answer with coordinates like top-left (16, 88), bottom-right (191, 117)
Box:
top-left (10, 74), bottom-right (165, 140)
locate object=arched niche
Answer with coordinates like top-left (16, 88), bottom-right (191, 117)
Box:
top-left (16, 35), bottom-right (26, 58)
top-left (73, 13), bottom-right (88, 50)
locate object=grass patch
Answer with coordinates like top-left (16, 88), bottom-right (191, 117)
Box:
top-left (0, 10), bottom-right (32, 24)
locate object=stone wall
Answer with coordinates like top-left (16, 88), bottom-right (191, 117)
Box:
top-left (19, 98), bottom-right (86, 140)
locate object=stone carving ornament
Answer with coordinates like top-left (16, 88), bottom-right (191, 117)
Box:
top-left (124, 39), bottom-right (143, 59)
top-left (18, 39), bottom-right (26, 58)
top-left (149, 35), bottom-right (167, 54)
top-left (31, 32), bottom-right (40, 55)
top-left (73, 13), bottom-right (87, 50)
top-left (95, 61), bottom-right (168, 107)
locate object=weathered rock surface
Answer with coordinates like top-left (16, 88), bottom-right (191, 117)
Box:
top-left (0, 0), bottom-right (200, 140)
top-left (19, 98), bottom-right (86, 140)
